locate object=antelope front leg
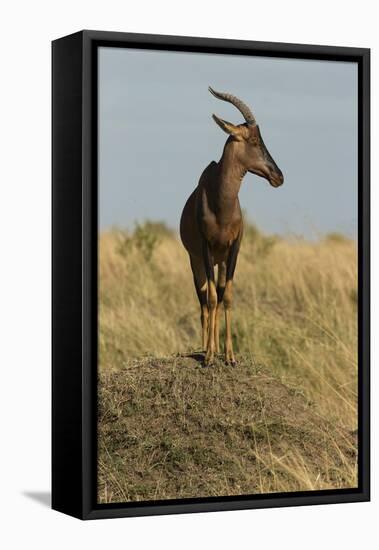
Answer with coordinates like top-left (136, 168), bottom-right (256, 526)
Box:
top-left (223, 280), bottom-right (236, 365)
top-left (214, 304), bottom-right (221, 353)
top-left (202, 240), bottom-right (217, 366)
top-left (215, 261), bottom-right (226, 354)
top-left (201, 301), bottom-right (209, 351)
top-left (205, 279), bottom-right (217, 366)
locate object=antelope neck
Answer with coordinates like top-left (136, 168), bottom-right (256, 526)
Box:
top-left (215, 149), bottom-right (247, 224)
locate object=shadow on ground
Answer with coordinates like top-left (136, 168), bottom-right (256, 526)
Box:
top-left (23, 491), bottom-right (51, 507)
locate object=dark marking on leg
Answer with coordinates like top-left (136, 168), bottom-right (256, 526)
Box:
top-left (226, 237), bottom-right (240, 282)
top-left (202, 238), bottom-right (215, 283)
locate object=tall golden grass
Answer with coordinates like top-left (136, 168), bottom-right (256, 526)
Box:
top-left (98, 222), bottom-right (358, 502)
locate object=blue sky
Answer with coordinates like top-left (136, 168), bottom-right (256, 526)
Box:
top-left (99, 47), bottom-right (358, 238)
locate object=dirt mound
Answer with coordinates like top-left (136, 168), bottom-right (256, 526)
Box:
top-left (98, 355), bottom-right (357, 503)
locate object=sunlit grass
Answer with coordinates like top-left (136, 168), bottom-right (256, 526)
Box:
top-left (98, 222), bottom-right (358, 502)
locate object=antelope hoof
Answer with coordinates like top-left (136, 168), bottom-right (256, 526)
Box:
top-left (225, 351), bottom-right (236, 366)
top-left (204, 350), bottom-right (215, 367)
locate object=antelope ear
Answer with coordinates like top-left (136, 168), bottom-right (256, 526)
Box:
top-left (212, 114), bottom-right (243, 139)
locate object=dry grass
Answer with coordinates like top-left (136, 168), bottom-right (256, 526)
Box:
top-left (98, 222), bottom-right (358, 503)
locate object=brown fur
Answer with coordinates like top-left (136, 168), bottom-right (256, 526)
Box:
top-left (180, 89), bottom-right (283, 365)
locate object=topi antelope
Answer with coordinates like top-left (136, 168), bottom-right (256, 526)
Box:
top-left (180, 87), bottom-right (283, 366)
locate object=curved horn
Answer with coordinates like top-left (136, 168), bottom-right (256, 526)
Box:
top-left (209, 86), bottom-right (256, 125)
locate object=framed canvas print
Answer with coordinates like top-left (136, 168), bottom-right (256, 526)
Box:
top-left (52, 30), bottom-right (370, 519)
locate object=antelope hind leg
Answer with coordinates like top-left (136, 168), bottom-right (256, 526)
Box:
top-left (190, 255), bottom-right (209, 351)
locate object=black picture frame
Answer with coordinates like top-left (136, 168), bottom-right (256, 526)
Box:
top-left (52, 30), bottom-right (370, 520)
